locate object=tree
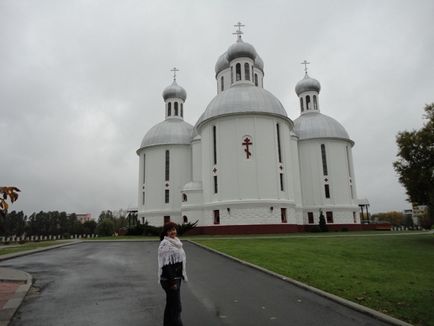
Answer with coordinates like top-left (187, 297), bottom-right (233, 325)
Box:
top-left (394, 103), bottom-right (434, 228)
top-left (371, 211), bottom-right (405, 226)
top-left (318, 211), bottom-right (328, 232)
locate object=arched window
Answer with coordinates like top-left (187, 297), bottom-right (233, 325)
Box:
top-left (244, 63), bottom-right (250, 81)
top-left (168, 102), bottom-right (171, 116)
top-left (174, 102), bottom-right (178, 116)
top-left (313, 95), bottom-right (318, 110)
top-left (165, 150), bottom-right (170, 181)
top-left (183, 216), bottom-right (188, 223)
top-left (181, 103), bottom-right (183, 117)
top-left (236, 63), bottom-right (241, 81)
top-left (231, 66), bottom-right (234, 84)
top-left (221, 76), bottom-right (224, 91)
top-left (254, 74), bottom-right (258, 86)
top-left (306, 96), bottom-right (311, 110)
top-left (182, 193), bottom-right (187, 202)
top-left (300, 97), bottom-right (304, 112)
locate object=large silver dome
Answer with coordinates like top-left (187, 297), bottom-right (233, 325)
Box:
top-left (295, 74), bottom-right (321, 96)
top-left (138, 118), bottom-right (193, 150)
top-left (162, 81), bottom-right (187, 101)
top-left (195, 83), bottom-right (289, 129)
top-left (294, 112), bottom-right (353, 144)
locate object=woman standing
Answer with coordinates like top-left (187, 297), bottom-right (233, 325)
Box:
top-left (158, 222), bottom-right (187, 326)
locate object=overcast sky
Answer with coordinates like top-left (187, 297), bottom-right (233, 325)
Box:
top-left (1, 0), bottom-right (433, 219)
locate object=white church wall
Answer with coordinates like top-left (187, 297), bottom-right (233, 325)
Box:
top-left (200, 115), bottom-right (296, 204)
top-left (191, 137), bottom-right (202, 181)
top-left (138, 144), bottom-right (191, 226)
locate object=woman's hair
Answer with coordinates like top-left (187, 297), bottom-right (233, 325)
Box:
top-left (160, 222), bottom-right (178, 241)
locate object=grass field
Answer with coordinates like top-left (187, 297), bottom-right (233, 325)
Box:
top-left (194, 232), bottom-right (434, 326)
top-left (0, 241), bottom-right (64, 256)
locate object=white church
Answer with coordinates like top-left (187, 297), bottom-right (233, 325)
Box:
top-left (136, 26), bottom-right (365, 234)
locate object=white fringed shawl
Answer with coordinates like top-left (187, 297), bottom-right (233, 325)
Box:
top-left (157, 236), bottom-right (187, 282)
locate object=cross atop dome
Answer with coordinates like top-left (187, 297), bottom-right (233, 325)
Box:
top-left (170, 67), bottom-right (179, 81)
top-left (301, 60), bottom-right (310, 75)
top-left (233, 22), bottom-right (245, 41)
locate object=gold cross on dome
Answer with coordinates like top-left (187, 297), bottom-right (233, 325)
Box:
top-left (233, 22), bottom-right (245, 40)
top-left (170, 67), bottom-right (179, 81)
top-left (301, 60), bottom-right (310, 74)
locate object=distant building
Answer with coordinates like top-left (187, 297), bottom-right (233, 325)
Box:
top-left (137, 25), bottom-right (363, 234)
top-left (412, 204), bottom-right (428, 226)
top-left (76, 213), bottom-right (91, 224)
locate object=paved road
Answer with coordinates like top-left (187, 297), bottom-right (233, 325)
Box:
top-left (0, 241), bottom-right (391, 326)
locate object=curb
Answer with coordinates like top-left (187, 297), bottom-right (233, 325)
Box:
top-left (0, 268), bottom-right (32, 326)
top-left (0, 241), bottom-right (82, 262)
top-left (188, 240), bottom-right (413, 326)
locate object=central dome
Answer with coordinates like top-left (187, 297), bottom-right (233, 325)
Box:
top-left (195, 84), bottom-right (289, 129)
top-left (227, 39), bottom-right (257, 61)
top-left (295, 74), bottom-right (321, 96)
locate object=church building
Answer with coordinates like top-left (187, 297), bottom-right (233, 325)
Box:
top-left (136, 25), bottom-right (361, 234)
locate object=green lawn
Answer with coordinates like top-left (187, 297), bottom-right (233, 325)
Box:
top-left (0, 241), bottom-right (63, 256)
top-left (194, 232), bottom-right (434, 326)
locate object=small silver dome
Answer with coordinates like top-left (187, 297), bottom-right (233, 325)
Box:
top-left (227, 39), bottom-right (257, 61)
top-left (294, 112), bottom-right (353, 144)
top-left (162, 81), bottom-right (187, 101)
top-left (195, 83), bottom-right (289, 129)
top-left (295, 74), bottom-right (321, 96)
top-left (215, 52), bottom-right (230, 75)
top-left (138, 118), bottom-right (193, 150)
top-left (254, 54), bottom-right (264, 72)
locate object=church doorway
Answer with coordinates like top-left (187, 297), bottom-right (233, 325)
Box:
top-left (281, 208), bottom-right (287, 223)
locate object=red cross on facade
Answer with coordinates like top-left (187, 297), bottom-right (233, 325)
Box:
top-left (242, 137), bottom-right (253, 159)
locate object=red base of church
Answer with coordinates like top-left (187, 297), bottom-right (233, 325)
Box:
top-left (186, 223), bottom-right (391, 235)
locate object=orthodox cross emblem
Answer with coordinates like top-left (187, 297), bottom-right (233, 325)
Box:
top-left (233, 22), bottom-right (245, 40)
top-left (242, 136), bottom-right (253, 159)
top-left (301, 60), bottom-right (310, 74)
top-left (170, 67), bottom-right (179, 81)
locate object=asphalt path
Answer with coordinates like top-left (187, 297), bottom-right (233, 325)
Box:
top-left (0, 241), bottom-right (391, 326)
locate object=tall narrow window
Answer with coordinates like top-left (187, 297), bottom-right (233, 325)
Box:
top-left (313, 95), bottom-right (318, 110)
top-left (213, 210), bottom-right (220, 224)
top-left (168, 102), bottom-right (171, 116)
top-left (308, 212), bottom-right (314, 224)
top-left (254, 73), bottom-right (258, 86)
top-left (174, 102), bottom-right (178, 116)
top-left (280, 173), bottom-right (284, 191)
top-left (300, 97), bottom-right (304, 112)
top-left (306, 96), bottom-right (311, 110)
top-left (164, 216), bottom-right (170, 224)
top-left (236, 63), bottom-right (241, 81)
top-left (324, 184), bottom-right (330, 198)
top-left (244, 63), bottom-right (250, 80)
top-left (142, 192), bottom-right (145, 205)
top-left (213, 126), bottom-right (217, 165)
top-left (281, 208), bottom-right (287, 223)
top-left (181, 103), bottom-right (183, 117)
top-left (326, 211), bottom-right (334, 223)
top-left (276, 123), bottom-right (282, 163)
top-left (143, 154), bottom-right (146, 183)
top-left (231, 66), bottom-right (234, 84)
top-left (214, 175), bottom-right (218, 194)
top-left (165, 150), bottom-right (170, 181)
top-left (221, 76), bottom-right (224, 91)
top-left (346, 146), bottom-right (352, 178)
top-left (165, 189), bottom-right (169, 203)
top-left (321, 144), bottom-right (328, 176)
top-left (183, 216), bottom-right (188, 223)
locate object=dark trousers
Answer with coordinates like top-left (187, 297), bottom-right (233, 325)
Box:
top-left (160, 279), bottom-right (183, 326)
